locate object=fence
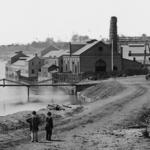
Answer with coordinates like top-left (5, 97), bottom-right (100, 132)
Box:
top-left (52, 73), bottom-right (84, 83)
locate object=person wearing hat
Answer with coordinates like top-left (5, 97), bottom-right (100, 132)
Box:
top-left (26, 111), bottom-right (40, 142)
top-left (45, 112), bottom-right (53, 141)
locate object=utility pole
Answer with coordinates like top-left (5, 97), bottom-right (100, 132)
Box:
top-left (69, 42), bottom-right (72, 72)
top-left (143, 42), bottom-right (147, 68)
top-left (111, 40), bottom-right (114, 71)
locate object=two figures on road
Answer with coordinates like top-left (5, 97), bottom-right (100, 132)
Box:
top-left (26, 111), bottom-right (53, 142)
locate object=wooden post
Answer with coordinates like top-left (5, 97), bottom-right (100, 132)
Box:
top-left (75, 85), bottom-right (77, 95)
top-left (111, 40), bottom-right (114, 72)
top-left (27, 86), bottom-right (30, 102)
top-left (143, 43), bottom-right (147, 68)
top-left (3, 79), bottom-right (5, 87)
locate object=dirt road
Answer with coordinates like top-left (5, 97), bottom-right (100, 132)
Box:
top-left (2, 76), bottom-right (150, 150)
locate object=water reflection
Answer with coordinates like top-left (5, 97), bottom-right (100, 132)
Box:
top-left (0, 61), bottom-right (77, 116)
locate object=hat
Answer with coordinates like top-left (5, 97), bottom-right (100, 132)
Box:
top-left (47, 112), bottom-right (51, 116)
top-left (32, 111), bottom-right (36, 115)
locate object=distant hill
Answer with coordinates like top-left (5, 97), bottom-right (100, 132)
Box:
top-left (0, 44), bottom-right (43, 61)
top-left (0, 41), bottom-right (70, 61)
top-left (0, 34), bottom-right (92, 61)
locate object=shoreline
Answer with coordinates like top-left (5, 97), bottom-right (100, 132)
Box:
top-left (0, 79), bottom-right (125, 131)
top-left (1, 76), bottom-right (150, 149)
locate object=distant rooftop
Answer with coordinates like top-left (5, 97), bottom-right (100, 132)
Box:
top-left (13, 60), bottom-right (26, 66)
top-left (41, 45), bottom-right (59, 56)
top-left (25, 54), bottom-right (38, 61)
top-left (43, 49), bottom-right (69, 58)
top-left (73, 41), bottom-right (100, 55)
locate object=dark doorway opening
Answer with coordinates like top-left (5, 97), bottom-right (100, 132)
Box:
top-left (95, 59), bottom-right (106, 72)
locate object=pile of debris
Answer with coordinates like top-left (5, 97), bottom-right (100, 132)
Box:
top-left (47, 104), bottom-right (72, 111)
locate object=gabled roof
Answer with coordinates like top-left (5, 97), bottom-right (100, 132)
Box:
top-left (13, 60), bottom-right (26, 66)
top-left (73, 41), bottom-right (101, 55)
top-left (44, 45), bottom-right (59, 51)
top-left (10, 51), bottom-right (27, 58)
top-left (41, 45), bottom-right (59, 56)
top-left (70, 43), bottom-right (86, 53)
top-left (25, 55), bottom-right (35, 61)
top-left (25, 54), bottom-right (40, 62)
top-left (43, 49), bottom-right (69, 58)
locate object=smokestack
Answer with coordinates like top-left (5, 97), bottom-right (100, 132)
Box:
top-left (109, 16), bottom-right (118, 52)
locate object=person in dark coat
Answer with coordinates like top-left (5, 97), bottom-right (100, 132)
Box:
top-left (26, 111), bottom-right (40, 142)
top-left (45, 112), bottom-right (53, 141)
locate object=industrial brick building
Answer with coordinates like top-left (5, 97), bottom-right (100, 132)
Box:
top-left (62, 40), bottom-right (122, 73)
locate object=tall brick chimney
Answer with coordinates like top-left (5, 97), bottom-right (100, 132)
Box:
top-left (109, 16), bottom-right (118, 52)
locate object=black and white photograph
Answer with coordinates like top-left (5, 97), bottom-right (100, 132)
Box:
top-left (0, 0), bottom-right (150, 149)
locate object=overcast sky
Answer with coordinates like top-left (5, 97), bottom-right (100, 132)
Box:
top-left (0, 0), bottom-right (149, 44)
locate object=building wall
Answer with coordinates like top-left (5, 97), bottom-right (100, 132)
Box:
top-left (40, 57), bottom-right (59, 77)
top-left (62, 42), bottom-right (122, 74)
top-left (62, 55), bottom-right (80, 73)
top-left (28, 57), bottom-right (43, 77)
top-left (5, 65), bottom-right (21, 80)
top-left (20, 62), bottom-right (29, 77)
top-left (121, 45), bottom-right (150, 64)
top-left (44, 57), bottom-right (58, 66)
top-left (41, 67), bottom-right (49, 77)
top-left (122, 58), bottom-right (142, 71)
top-left (80, 42), bottom-right (122, 73)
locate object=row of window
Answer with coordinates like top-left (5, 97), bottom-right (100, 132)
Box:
top-left (31, 69), bottom-right (41, 74)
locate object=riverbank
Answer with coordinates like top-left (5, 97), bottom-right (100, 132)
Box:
top-left (1, 76), bottom-right (150, 149)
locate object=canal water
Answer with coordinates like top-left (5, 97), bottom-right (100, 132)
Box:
top-left (0, 61), bottom-right (77, 116)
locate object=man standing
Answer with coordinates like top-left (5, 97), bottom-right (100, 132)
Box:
top-left (26, 111), bottom-right (40, 142)
top-left (45, 112), bottom-right (53, 141)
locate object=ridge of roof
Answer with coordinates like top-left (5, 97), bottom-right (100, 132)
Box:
top-left (73, 41), bottom-right (101, 55)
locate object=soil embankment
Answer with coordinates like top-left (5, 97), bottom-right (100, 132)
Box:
top-left (1, 76), bottom-right (150, 150)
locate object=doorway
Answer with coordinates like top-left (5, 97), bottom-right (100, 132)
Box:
top-left (95, 59), bottom-right (106, 72)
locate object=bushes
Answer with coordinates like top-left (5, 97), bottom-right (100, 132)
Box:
top-left (83, 68), bottom-right (148, 81)
top-left (124, 68), bottom-right (148, 76)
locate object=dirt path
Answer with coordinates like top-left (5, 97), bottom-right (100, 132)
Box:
top-left (2, 76), bottom-right (150, 150)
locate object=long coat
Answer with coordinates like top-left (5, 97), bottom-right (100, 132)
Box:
top-left (45, 117), bottom-right (53, 131)
top-left (26, 115), bottom-right (40, 132)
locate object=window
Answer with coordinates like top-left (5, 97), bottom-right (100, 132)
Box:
top-left (32, 69), bottom-right (35, 74)
top-left (39, 69), bottom-right (41, 72)
top-left (75, 65), bottom-right (77, 73)
top-left (32, 62), bottom-right (34, 65)
top-left (99, 47), bottom-right (103, 51)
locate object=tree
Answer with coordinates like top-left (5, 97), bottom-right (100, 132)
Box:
top-left (45, 37), bottom-right (54, 45)
top-left (142, 34), bottom-right (147, 37)
top-left (71, 34), bottom-right (90, 42)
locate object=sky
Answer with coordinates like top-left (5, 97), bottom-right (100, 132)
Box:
top-left (0, 0), bottom-right (150, 44)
